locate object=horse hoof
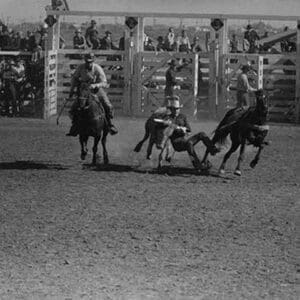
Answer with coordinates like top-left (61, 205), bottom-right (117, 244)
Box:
top-left (219, 169), bottom-right (225, 175)
top-left (234, 170), bottom-right (242, 176)
top-left (250, 161), bottom-right (256, 168)
top-left (104, 158), bottom-right (109, 165)
top-left (81, 153), bottom-right (87, 160)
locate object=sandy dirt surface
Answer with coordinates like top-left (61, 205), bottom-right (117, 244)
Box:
top-left (0, 116), bottom-right (298, 299)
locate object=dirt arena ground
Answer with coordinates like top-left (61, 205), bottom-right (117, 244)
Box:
top-left (0, 116), bottom-right (298, 299)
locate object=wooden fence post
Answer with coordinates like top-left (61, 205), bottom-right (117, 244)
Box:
top-left (296, 20), bottom-right (300, 123)
top-left (209, 18), bottom-right (228, 119)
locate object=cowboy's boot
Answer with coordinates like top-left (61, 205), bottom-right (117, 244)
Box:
top-left (66, 118), bottom-right (79, 136)
top-left (107, 117), bottom-right (118, 135)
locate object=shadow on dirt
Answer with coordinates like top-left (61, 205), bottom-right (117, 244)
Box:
top-left (0, 160), bottom-right (69, 170)
top-left (84, 163), bottom-right (232, 179)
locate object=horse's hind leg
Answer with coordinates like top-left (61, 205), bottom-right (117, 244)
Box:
top-left (80, 135), bottom-right (88, 160)
top-left (101, 131), bottom-right (109, 165)
top-left (219, 141), bottom-right (240, 175)
top-left (234, 140), bottom-right (246, 176)
top-left (92, 135), bottom-right (101, 165)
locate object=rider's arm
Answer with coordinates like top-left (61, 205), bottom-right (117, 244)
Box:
top-left (69, 65), bottom-right (82, 97)
top-left (92, 64), bottom-right (108, 88)
top-left (241, 73), bottom-right (256, 92)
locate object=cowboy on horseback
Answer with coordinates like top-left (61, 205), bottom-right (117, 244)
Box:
top-left (66, 53), bottom-right (118, 136)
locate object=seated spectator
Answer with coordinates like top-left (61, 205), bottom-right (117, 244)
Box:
top-left (10, 31), bottom-right (21, 50)
top-left (156, 36), bottom-right (165, 52)
top-left (143, 34), bottom-right (155, 51)
top-left (164, 27), bottom-right (176, 51)
top-left (27, 31), bottom-right (38, 52)
top-left (100, 31), bottom-right (118, 50)
top-left (191, 36), bottom-right (202, 53)
top-left (85, 19), bottom-right (100, 49)
top-left (118, 33), bottom-right (125, 50)
top-left (73, 28), bottom-right (86, 49)
top-left (244, 24), bottom-right (259, 53)
top-left (0, 29), bottom-right (11, 50)
top-left (177, 29), bottom-right (191, 52)
top-left (230, 34), bottom-right (239, 53)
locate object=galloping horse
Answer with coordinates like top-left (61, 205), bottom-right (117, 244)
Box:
top-left (201, 89), bottom-right (269, 176)
top-left (76, 90), bottom-right (109, 165)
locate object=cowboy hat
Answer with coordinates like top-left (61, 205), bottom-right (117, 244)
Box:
top-left (241, 64), bottom-right (251, 71)
top-left (167, 96), bottom-right (183, 109)
top-left (84, 53), bottom-right (95, 62)
top-left (168, 58), bottom-right (177, 66)
top-left (75, 28), bottom-right (82, 33)
top-left (105, 30), bottom-right (112, 35)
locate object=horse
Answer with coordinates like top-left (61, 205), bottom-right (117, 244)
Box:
top-left (201, 89), bottom-right (270, 176)
top-left (76, 91), bottom-right (109, 165)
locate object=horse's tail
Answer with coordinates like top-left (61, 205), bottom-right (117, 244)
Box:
top-left (212, 120), bottom-right (237, 146)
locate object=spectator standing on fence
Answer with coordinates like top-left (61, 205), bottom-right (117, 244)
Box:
top-left (236, 64), bottom-right (257, 109)
top-left (164, 27), bottom-right (176, 51)
top-left (73, 28), bottom-right (86, 49)
top-left (164, 58), bottom-right (187, 105)
top-left (85, 20), bottom-right (100, 49)
top-left (177, 29), bottom-right (191, 53)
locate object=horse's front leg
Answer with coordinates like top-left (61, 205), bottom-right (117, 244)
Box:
top-left (92, 135), bottom-right (101, 165)
top-left (234, 139), bottom-right (246, 176)
top-left (250, 145), bottom-right (264, 169)
top-left (219, 142), bottom-right (240, 175)
top-left (101, 131), bottom-right (109, 165)
top-left (80, 135), bottom-right (88, 160)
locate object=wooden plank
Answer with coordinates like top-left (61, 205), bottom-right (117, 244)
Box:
top-left (264, 65), bottom-right (295, 70)
top-left (58, 49), bottom-right (125, 55)
top-left (46, 10), bottom-right (300, 21)
top-left (295, 20), bottom-right (300, 123)
top-left (264, 74), bottom-right (296, 80)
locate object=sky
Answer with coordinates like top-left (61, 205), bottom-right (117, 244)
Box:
top-left (1, 0), bottom-right (299, 25)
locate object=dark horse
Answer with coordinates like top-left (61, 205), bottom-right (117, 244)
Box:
top-left (76, 92), bottom-right (109, 165)
top-left (201, 89), bottom-right (269, 176)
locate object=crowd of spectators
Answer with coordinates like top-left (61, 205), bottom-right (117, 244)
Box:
top-left (0, 19), bottom-right (47, 54)
top-left (229, 24), bottom-right (296, 54)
